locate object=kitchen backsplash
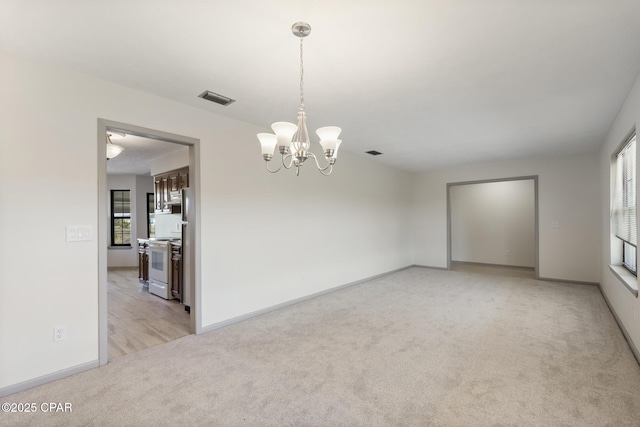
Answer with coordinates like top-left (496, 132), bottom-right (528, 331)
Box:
top-left (155, 213), bottom-right (182, 238)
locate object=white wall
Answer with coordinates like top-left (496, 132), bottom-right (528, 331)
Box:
top-left (450, 180), bottom-right (535, 267)
top-left (201, 149), bottom-right (413, 326)
top-left (0, 50), bottom-right (413, 391)
top-left (599, 71), bottom-right (640, 354)
top-left (150, 146), bottom-right (189, 176)
top-left (136, 175), bottom-right (154, 240)
top-left (411, 152), bottom-right (600, 282)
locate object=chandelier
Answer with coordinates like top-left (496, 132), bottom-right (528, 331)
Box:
top-left (257, 22), bottom-right (342, 176)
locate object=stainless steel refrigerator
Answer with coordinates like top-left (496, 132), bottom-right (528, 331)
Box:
top-left (181, 187), bottom-right (192, 311)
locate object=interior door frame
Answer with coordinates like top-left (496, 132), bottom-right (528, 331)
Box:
top-left (97, 119), bottom-right (201, 365)
top-left (446, 175), bottom-right (539, 278)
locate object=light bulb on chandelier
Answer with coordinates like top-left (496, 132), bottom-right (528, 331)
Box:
top-left (257, 22), bottom-right (342, 176)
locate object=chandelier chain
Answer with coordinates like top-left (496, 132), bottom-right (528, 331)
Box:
top-left (299, 36), bottom-right (304, 111)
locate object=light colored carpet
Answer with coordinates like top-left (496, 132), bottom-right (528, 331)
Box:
top-left (3, 267), bottom-right (640, 426)
top-left (451, 261), bottom-right (536, 279)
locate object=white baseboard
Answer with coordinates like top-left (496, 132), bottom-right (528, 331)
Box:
top-left (0, 360), bottom-right (99, 398)
top-left (412, 264), bottom-right (448, 271)
top-left (451, 260), bottom-right (535, 270)
top-left (538, 276), bottom-right (599, 286)
top-left (199, 265), bottom-right (414, 334)
top-left (598, 285), bottom-right (640, 366)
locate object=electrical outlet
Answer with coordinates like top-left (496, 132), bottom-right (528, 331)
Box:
top-left (54, 325), bottom-right (67, 342)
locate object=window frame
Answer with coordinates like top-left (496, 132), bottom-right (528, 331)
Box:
top-left (622, 241), bottom-right (637, 274)
top-left (609, 131), bottom-right (638, 288)
top-left (613, 132), bottom-right (637, 276)
top-left (110, 189), bottom-right (132, 247)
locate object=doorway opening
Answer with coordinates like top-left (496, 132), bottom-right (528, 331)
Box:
top-left (446, 176), bottom-right (539, 279)
top-left (98, 119), bottom-right (200, 365)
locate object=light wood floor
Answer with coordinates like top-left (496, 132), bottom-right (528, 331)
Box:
top-left (108, 268), bottom-right (191, 359)
top-left (450, 261), bottom-right (536, 279)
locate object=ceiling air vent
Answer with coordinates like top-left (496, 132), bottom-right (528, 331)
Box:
top-left (198, 90), bottom-right (235, 106)
top-left (366, 150), bottom-right (383, 156)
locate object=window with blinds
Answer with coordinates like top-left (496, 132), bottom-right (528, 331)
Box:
top-left (613, 133), bottom-right (637, 274)
top-left (111, 189), bottom-right (131, 246)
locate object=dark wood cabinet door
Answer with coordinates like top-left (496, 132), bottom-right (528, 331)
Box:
top-left (138, 241), bottom-right (149, 285)
top-left (162, 178), bottom-right (169, 211)
top-left (142, 252), bottom-right (149, 283)
top-left (179, 172), bottom-right (189, 189)
top-left (138, 244), bottom-right (144, 281)
top-left (169, 174), bottom-right (180, 192)
top-left (171, 244), bottom-right (182, 300)
top-left (154, 179), bottom-right (163, 211)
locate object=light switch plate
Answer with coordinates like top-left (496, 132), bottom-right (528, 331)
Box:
top-left (66, 225), bottom-right (93, 242)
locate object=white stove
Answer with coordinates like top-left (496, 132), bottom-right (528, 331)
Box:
top-left (148, 238), bottom-right (179, 299)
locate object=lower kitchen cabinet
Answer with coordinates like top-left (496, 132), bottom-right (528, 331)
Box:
top-left (170, 242), bottom-right (182, 301)
top-left (137, 239), bottom-right (149, 287)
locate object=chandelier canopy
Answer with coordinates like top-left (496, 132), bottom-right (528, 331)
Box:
top-left (257, 22), bottom-right (342, 176)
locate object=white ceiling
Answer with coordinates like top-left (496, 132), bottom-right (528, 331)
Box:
top-left (106, 135), bottom-right (185, 175)
top-left (2, 1), bottom-right (640, 172)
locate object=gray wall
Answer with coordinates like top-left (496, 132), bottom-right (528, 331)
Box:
top-left (411, 152), bottom-right (600, 283)
top-left (450, 179), bottom-right (535, 267)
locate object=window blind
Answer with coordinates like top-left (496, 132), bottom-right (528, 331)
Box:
top-left (614, 134), bottom-right (637, 246)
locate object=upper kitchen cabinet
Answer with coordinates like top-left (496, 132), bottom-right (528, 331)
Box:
top-left (154, 167), bottom-right (189, 213)
top-left (154, 176), bottom-right (168, 211)
top-left (169, 174), bottom-right (179, 192)
top-left (179, 171), bottom-right (189, 189)
top-left (168, 170), bottom-right (189, 192)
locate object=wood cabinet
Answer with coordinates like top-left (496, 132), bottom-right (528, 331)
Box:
top-left (154, 177), bottom-right (168, 211)
top-left (170, 242), bottom-right (182, 301)
top-left (153, 167), bottom-right (189, 213)
top-left (168, 171), bottom-right (188, 192)
top-left (169, 174), bottom-right (179, 192)
top-left (179, 171), bottom-right (189, 189)
top-left (137, 239), bottom-right (149, 287)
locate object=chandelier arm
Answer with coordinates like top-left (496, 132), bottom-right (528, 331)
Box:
top-left (265, 162), bottom-right (282, 173)
top-left (307, 152), bottom-right (332, 172)
top-left (319, 165), bottom-right (333, 176)
top-left (282, 153), bottom-right (294, 169)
